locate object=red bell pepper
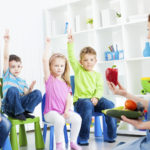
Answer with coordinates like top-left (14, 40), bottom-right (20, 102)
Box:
top-left (105, 65), bottom-right (118, 86)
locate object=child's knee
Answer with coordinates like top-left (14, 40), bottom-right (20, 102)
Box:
top-left (33, 90), bottom-right (42, 100)
top-left (7, 86), bottom-right (19, 95)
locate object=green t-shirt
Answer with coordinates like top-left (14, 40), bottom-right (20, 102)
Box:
top-left (67, 43), bottom-right (104, 103)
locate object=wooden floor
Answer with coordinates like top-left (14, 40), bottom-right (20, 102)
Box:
top-left (18, 130), bottom-right (142, 150)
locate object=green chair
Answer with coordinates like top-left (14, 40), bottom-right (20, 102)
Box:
top-left (8, 116), bottom-right (44, 150)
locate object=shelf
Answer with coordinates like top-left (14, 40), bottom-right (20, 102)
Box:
top-left (98, 59), bottom-right (125, 64)
top-left (126, 57), bottom-right (150, 62)
top-left (117, 129), bottom-right (146, 136)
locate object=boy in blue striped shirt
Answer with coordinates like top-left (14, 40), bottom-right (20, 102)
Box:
top-left (2, 30), bottom-right (42, 120)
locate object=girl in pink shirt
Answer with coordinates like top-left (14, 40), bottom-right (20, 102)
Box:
top-left (42, 38), bottom-right (82, 150)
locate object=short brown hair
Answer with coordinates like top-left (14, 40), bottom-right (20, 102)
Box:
top-left (148, 14), bottom-right (150, 22)
top-left (80, 46), bottom-right (96, 60)
top-left (9, 54), bottom-right (22, 62)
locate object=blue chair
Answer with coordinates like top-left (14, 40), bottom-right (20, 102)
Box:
top-left (70, 76), bottom-right (108, 138)
top-left (2, 136), bottom-right (12, 150)
top-left (41, 94), bottom-right (68, 150)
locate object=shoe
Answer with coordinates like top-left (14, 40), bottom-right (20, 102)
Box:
top-left (15, 114), bottom-right (26, 121)
top-left (56, 142), bottom-right (64, 150)
top-left (104, 139), bottom-right (116, 143)
top-left (24, 112), bottom-right (35, 118)
top-left (77, 138), bottom-right (89, 146)
top-left (70, 142), bottom-right (82, 150)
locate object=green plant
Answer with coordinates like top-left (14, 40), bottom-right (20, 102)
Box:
top-left (86, 18), bottom-right (93, 24)
top-left (116, 12), bottom-right (121, 18)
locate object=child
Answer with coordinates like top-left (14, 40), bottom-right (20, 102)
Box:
top-left (67, 31), bottom-right (117, 145)
top-left (2, 30), bottom-right (42, 120)
top-left (0, 81), bottom-right (11, 148)
top-left (42, 38), bottom-right (82, 150)
top-left (108, 81), bottom-right (150, 150)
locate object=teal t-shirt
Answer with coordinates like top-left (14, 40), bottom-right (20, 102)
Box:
top-left (67, 43), bottom-right (104, 103)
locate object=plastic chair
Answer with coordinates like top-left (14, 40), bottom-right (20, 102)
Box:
top-left (1, 136), bottom-right (12, 150)
top-left (8, 116), bottom-right (44, 150)
top-left (70, 75), bottom-right (108, 138)
top-left (42, 94), bottom-right (69, 150)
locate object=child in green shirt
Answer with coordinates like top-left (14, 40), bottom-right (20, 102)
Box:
top-left (67, 31), bottom-right (117, 145)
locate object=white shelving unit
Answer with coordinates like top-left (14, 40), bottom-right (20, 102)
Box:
top-left (44, 0), bottom-right (150, 135)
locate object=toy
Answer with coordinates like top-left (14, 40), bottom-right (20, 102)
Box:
top-left (141, 77), bottom-right (150, 94)
top-left (105, 65), bottom-right (118, 86)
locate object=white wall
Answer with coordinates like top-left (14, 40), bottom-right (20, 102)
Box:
top-left (0, 0), bottom-right (61, 129)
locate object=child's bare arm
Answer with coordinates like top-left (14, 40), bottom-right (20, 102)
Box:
top-left (63, 93), bottom-right (72, 119)
top-left (3, 29), bottom-right (10, 74)
top-left (24, 80), bottom-right (36, 95)
top-left (43, 38), bottom-right (51, 81)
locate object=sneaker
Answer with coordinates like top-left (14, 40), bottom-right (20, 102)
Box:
top-left (24, 112), bottom-right (35, 119)
top-left (15, 113), bottom-right (26, 121)
top-left (104, 139), bottom-right (116, 143)
top-left (77, 138), bottom-right (89, 146)
top-left (70, 142), bottom-right (82, 150)
top-left (56, 142), bottom-right (64, 150)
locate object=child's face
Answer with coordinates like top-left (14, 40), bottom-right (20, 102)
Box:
top-left (9, 60), bottom-right (22, 77)
top-left (80, 54), bottom-right (97, 71)
top-left (51, 57), bottom-right (66, 77)
top-left (148, 22), bottom-right (150, 40)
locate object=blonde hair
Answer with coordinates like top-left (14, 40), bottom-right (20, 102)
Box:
top-left (80, 46), bottom-right (96, 60)
top-left (49, 53), bottom-right (70, 86)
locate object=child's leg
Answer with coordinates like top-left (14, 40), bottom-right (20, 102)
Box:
top-left (4, 87), bottom-right (24, 116)
top-left (0, 114), bottom-right (11, 148)
top-left (66, 111), bottom-right (82, 150)
top-left (21, 89), bottom-right (42, 113)
top-left (95, 97), bottom-right (117, 142)
top-left (44, 111), bottom-right (65, 146)
top-left (75, 98), bottom-right (93, 143)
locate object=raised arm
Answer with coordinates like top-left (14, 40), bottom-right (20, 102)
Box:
top-left (107, 81), bottom-right (149, 110)
top-left (3, 29), bottom-right (10, 74)
top-left (43, 38), bottom-right (51, 82)
top-left (67, 30), bottom-right (80, 72)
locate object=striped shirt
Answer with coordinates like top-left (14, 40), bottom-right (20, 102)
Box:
top-left (2, 69), bottom-right (28, 110)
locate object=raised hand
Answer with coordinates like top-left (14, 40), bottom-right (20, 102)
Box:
top-left (4, 29), bottom-right (10, 43)
top-left (67, 29), bottom-right (73, 43)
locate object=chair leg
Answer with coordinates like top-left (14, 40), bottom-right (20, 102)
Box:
top-left (49, 126), bottom-right (54, 150)
top-left (19, 124), bottom-right (27, 146)
top-left (64, 124), bottom-right (68, 147)
top-left (2, 136), bottom-right (12, 150)
top-left (94, 116), bottom-right (102, 137)
top-left (34, 122), bottom-right (45, 149)
top-left (43, 124), bottom-right (47, 144)
top-left (10, 125), bottom-right (18, 150)
top-left (102, 115), bottom-right (108, 140)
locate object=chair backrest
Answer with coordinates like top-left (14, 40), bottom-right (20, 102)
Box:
top-left (70, 76), bottom-right (75, 95)
top-left (41, 94), bottom-right (46, 122)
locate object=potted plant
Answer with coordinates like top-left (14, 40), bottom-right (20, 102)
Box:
top-left (86, 18), bottom-right (93, 29)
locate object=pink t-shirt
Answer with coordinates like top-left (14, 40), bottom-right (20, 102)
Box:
top-left (44, 75), bottom-right (72, 114)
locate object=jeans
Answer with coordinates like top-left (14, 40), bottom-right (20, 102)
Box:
top-left (3, 87), bottom-right (42, 116)
top-left (0, 114), bottom-right (11, 148)
top-left (74, 97), bottom-right (117, 141)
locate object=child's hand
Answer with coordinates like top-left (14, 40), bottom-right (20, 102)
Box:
top-left (4, 29), bottom-right (10, 43)
top-left (46, 37), bottom-right (50, 45)
top-left (67, 30), bottom-right (73, 43)
top-left (0, 117), bottom-right (1, 122)
top-left (91, 97), bottom-right (98, 106)
top-left (29, 80), bottom-right (36, 92)
top-left (63, 110), bottom-right (69, 119)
